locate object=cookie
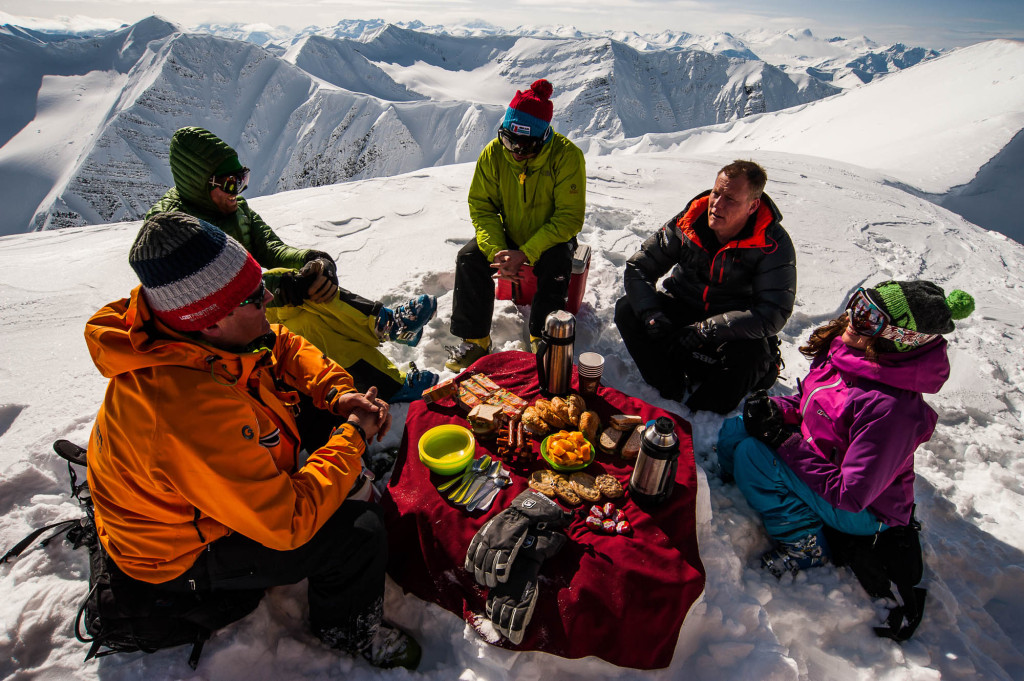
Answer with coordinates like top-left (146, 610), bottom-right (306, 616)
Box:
top-left (528, 469), bottom-right (558, 497)
top-left (594, 474), bottom-right (624, 498)
top-left (569, 472), bottom-right (602, 502)
top-left (551, 474), bottom-right (581, 505)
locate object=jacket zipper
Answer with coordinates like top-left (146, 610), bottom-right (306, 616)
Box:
top-left (801, 376), bottom-right (843, 419)
top-left (703, 244), bottom-right (733, 311)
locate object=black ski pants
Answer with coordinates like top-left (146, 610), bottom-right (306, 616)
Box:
top-left (152, 398), bottom-right (386, 653)
top-left (158, 501), bottom-right (387, 653)
top-left (450, 236), bottom-right (576, 340)
top-left (614, 294), bottom-right (775, 414)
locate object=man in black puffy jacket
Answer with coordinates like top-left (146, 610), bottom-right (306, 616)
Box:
top-left (615, 160), bottom-right (796, 413)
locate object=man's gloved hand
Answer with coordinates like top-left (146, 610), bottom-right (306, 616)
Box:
top-left (485, 528), bottom-right (567, 645)
top-left (675, 325), bottom-right (706, 352)
top-left (304, 250), bottom-right (338, 286)
top-left (276, 252), bottom-right (339, 306)
top-left (743, 389), bottom-right (789, 449)
top-left (301, 251), bottom-right (339, 303)
top-left (675, 319), bottom-right (716, 353)
top-left (642, 310), bottom-right (673, 340)
top-left (465, 490), bottom-right (570, 588)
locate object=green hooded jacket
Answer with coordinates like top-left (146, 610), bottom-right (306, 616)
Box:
top-left (145, 127), bottom-right (311, 293)
top-left (468, 131), bottom-right (586, 264)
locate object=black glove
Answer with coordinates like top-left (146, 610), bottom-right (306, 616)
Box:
top-left (276, 254), bottom-right (338, 306)
top-left (675, 325), bottom-right (705, 352)
top-left (304, 250), bottom-right (338, 288)
top-left (465, 490), bottom-right (569, 588)
top-left (642, 310), bottom-right (673, 339)
top-left (485, 528), bottom-right (566, 645)
top-left (743, 390), bottom-right (789, 449)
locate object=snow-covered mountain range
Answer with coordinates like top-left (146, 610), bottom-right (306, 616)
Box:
top-left (0, 17), bottom-right (942, 235)
top-left (203, 19), bottom-right (940, 88)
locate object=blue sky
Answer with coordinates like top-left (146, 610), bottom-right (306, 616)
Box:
top-left (1, 0), bottom-right (1022, 48)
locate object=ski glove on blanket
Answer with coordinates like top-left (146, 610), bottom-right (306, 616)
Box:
top-left (276, 251), bottom-right (339, 306)
top-left (465, 489), bottom-right (570, 588)
top-left (743, 389), bottom-right (789, 450)
top-left (485, 528), bottom-right (567, 644)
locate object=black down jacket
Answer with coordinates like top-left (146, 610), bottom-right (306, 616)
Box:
top-left (623, 190), bottom-right (797, 342)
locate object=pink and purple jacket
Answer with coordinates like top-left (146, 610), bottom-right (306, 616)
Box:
top-left (771, 336), bottom-right (950, 527)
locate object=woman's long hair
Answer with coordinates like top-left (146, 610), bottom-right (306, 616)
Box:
top-left (800, 313), bottom-right (879, 362)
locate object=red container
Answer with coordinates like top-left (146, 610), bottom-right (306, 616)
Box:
top-left (495, 243), bottom-right (591, 314)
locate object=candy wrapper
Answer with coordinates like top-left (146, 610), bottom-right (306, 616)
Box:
top-left (456, 373), bottom-right (528, 419)
top-left (421, 377), bottom-right (458, 405)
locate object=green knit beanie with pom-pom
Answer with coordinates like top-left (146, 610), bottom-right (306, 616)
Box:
top-left (867, 280), bottom-right (974, 352)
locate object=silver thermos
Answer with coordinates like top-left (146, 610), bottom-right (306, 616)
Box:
top-left (628, 417), bottom-right (680, 507)
top-left (535, 311), bottom-right (575, 396)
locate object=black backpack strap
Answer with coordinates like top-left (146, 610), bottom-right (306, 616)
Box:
top-left (2, 518), bottom-right (84, 564)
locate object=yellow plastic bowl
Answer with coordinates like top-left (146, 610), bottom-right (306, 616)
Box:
top-left (418, 424), bottom-right (475, 475)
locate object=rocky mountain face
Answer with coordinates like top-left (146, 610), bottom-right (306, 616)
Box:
top-left (0, 18), bottom-right (922, 232)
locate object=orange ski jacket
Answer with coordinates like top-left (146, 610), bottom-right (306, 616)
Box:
top-left (84, 286), bottom-right (363, 583)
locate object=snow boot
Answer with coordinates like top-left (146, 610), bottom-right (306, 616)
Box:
top-left (389, 364), bottom-right (439, 403)
top-left (375, 294), bottom-right (437, 347)
top-left (362, 622), bottom-right (422, 670)
top-left (445, 337), bottom-right (491, 372)
top-left (761, 529), bottom-right (831, 578)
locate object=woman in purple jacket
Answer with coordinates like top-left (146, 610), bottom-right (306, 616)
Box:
top-left (718, 280), bottom-right (974, 577)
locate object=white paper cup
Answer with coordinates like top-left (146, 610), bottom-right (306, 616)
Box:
top-left (577, 352), bottom-right (604, 395)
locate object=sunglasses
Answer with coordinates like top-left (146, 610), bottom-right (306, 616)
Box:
top-left (845, 288), bottom-right (937, 347)
top-left (238, 280), bottom-right (266, 309)
top-left (209, 167), bottom-right (250, 196)
top-left (498, 127), bottom-right (544, 157)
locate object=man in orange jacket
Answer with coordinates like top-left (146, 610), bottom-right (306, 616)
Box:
top-left (85, 211), bottom-right (419, 669)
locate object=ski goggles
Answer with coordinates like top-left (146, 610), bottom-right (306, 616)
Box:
top-left (498, 127), bottom-right (544, 157)
top-left (209, 167), bottom-right (250, 196)
top-left (845, 288), bottom-right (937, 347)
top-left (238, 280), bottom-right (266, 309)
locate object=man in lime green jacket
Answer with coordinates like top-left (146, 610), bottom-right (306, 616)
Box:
top-left (446, 80), bottom-right (586, 371)
top-left (147, 127), bottom-right (438, 402)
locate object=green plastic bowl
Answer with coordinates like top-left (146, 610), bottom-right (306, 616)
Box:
top-left (418, 424), bottom-right (476, 475)
top-left (540, 432), bottom-right (595, 472)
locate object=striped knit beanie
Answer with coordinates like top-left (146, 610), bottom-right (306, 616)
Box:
top-left (867, 280), bottom-right (975, 352)
top-left (129, 212), bottom-right (263, 332)
top-left (502, 79), bottom-right (554, 139)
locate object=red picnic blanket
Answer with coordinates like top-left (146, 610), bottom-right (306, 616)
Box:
top-left (380, 351), bottom-right (705, 670)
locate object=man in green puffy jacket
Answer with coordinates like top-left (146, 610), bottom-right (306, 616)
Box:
top-left (147, 127), bottom-right (438, 403)
top-left (446, 80), bottom-right (586, 371)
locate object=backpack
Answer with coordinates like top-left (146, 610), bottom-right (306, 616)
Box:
top-left (1, 440), bottom-right (262, 670)
top-left (823, 507), bottom-right (927, 642)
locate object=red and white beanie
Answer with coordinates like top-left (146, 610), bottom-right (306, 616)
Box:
top-left (129, 212), bottom-right (263, 331)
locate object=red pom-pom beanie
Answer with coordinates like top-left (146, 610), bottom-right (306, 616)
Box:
top-left (502, 79), bottom-right (554, 139)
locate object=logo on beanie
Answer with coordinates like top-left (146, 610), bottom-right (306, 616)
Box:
top-left (510, 122), bottom-right (531, 136)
